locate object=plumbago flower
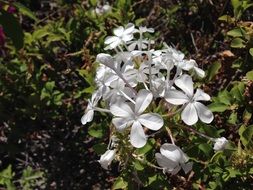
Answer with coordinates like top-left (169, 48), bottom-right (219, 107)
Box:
top-left (99, 149), bottom-right (116, 169)
top-left (165, 74), bottom-right (213, 125)
top-left (110, 89), bottom-right (163, 148)
top-left (155, 143), bottom-right (193, 175)
top-left (80, 23), bottom-right (225, 176)
top-left (104, 23), bottom-right (135, 50)
top-left (81, 91), bottom-right (101, 125)
top-left (213, 137), bottom-right (228, 151)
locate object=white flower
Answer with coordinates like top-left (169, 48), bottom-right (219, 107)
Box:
top-left (165, 74), bottom-right (213, 125)
top-left (105, 79), bottom-right (135, 105)
top-left (81, 91), bottom-right (101, 125)
top-left (155, 143), bottom-right (193, 175)
top-left (213, 137), bottom-right (228, 151)
top-left (98, 149), bottom-right (116, 169)
top-left (104, 23), bottom-right (135, 50)
top-left (178, 59), bottom-right (205, 78)
top-left (96, 53), bottom-right (117, 70)
top-left (95, 4), bottom-right (111, 15)
top-left (138, 26), bottom-right (154, 34)
top-left (110, 89), bottom-right (164, 148)
top-left (128, 39), bottom-right (152, 51)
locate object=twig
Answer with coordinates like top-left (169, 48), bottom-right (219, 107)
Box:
top-left (165, 127), bottom-right (175, 144)
top-left (177, 123), bottom-right (214, 141)
top-left (190, 32), bottom-right (198, 53)
top-left (64, 50), bottom-right (84, 57)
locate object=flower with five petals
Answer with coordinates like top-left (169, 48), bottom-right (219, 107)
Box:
top-left (165, 74), bottom-right (213, 125)
top-left (110, 89), bottom-right (164, 148)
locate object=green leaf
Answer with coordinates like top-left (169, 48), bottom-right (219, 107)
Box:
top-left (230, 82), bottom-right (245, 102)
top-left (227, 112), bottom-right (237, 125)
top-left (218, 15), bottom-right (234, 23)
top-left (0, 10), bottom-right (24, 50)
top-left (239, 125), bottom-right (253, 147)
top-left (33, 28), bottom-right (50, 40)
top-left (249, 48), bottom-right (253, 57)
top-left (230, 38), bottom-right (246, 48)
top-left (136, 138), bottom-right (155, 154)
top-left (134, 160), bottom-right (145, 171)
top-left (243, 107), bottom-right (252, 124)
top-left (210, 151), bottom-right (223, 163)
top-left (0, 165), bottom-right (16, 190)
top-left (227, 28), bottom-right (245, 37)
top-left (241, 2), bottom-right (253, 12)
top-left (217, 90), bottom-right (232, 105)
top-left (231, 0), bottom-right (242, 19)
top-left (92, 143), bottom-right (107, 154)
top-left (77, 69), bottom-right (95, 86)
top-left (198, 143), bottom-right (212, 156)
top-left (112, 177), bottom-right (128, 190)
top-left (13, 2), bottom-right (38, 22)
top-left (88, 128), bottom-right (103, 138)
top-left (84, 86), bottom-right (95, 94)
top-left (135, 18), bottom-right (146, 26)
top-left (207, 61), bottom-right (221, 81)
top-left (89, 0), bottom-right (97, 6)
top-left (45, 81), bottom-right (55, 92)
top-left (208, 102), bottom-right (229, 112)
top-left (246, 70), bottom-right (253, 80)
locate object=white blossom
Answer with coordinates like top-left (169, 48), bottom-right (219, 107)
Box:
top-left (95, 4), bottom-right (111, 15)
top-left (104, 23), bottom-right (135, 50)
top-left (81, 91), bottom-right (101, 125)
top-left (213, 137), bottom-right (228, 151)
top-left (165, 74), bottom-right (213, 125)
top-left (98, 149), bottom-right (116, 169)
top-left (110, 89), bottom-right (164, 148)
top-left (155, 143), bottom-right (193, 175)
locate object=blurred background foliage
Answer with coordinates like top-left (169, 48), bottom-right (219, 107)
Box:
top-left (0, 0), bottom-right (252, 189)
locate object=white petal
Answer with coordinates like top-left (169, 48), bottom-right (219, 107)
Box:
top-left (181, 103), bottom-right (198, 125)
top-left (170, 165), bottom-right (181, 175)
top-left (194, 66), bottom-right (205, 78)
top-left (112, 117), bottom-right (131, 131)
top-left (122, 34), bottom-right (133, 42)
top-left (178, 60), bottom-right (194, 70)
top-left (128, 42), bottom-right (137, 51)
top-left (91, 91), bottom-right (101, 105)
top-left (130, 121), bottom-right (147, 148)
top-left (81, 110), bottom-right (94, 125)
top-left (193, 89), bottom-right (210, 101)
top-left (96, 53), bottom-right (115, 70)
top-left (194, 102), bottom-right (214, 124)
top-left (175, 74), bottom-right (193, 97)
top-left (113, 26), bottom-right (124, 36)
top-left (138, 113), bottom-right (163, 130)
top-left (155, 153), bottom-right (177, 170)
top-left (135, 89), bottom-right (153, 114)
top-left (124, 23), bottom-right (135, 34)
top-left (98, 149), bottom-right (116, 169)
top-left (104, 36), bottom-right (120, 44)
top-left (160, 143), bottom-right (183, 163)
top-left (213, 137), bottom-right (228, 151)
top-left (110, 101), bottom-right (134, 118)
top-left (165, 89), bottom-right (189, 105)
top-left (181, 162), bottom-right (193, 174)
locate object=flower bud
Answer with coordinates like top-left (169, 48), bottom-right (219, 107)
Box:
top-left (98, 149), bottom-right (116, 169)
top-left (213, 137), bottom-right (228, 151)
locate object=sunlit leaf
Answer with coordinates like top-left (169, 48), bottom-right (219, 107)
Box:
top-left (112, 177), bottom-right (128, 190)
top-left (230, 38), bottom-right (246, 48)
top-left (13, 2), bottom-right (38, 22)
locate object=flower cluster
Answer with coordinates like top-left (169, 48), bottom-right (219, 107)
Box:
top-left (81, 23), bottom-right (228, 174)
